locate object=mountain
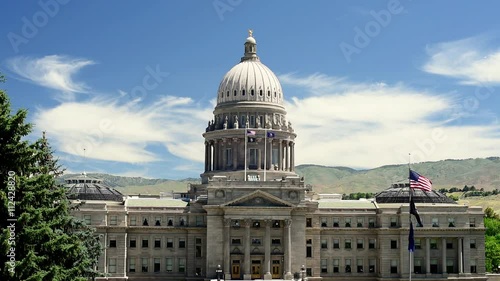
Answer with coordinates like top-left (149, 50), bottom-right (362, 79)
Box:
top-left (60, 157), bottom-right (500, 195)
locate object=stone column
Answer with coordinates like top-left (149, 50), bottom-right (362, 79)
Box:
top-left (232, 138), bottom-right (238, 171)
top-left (425, 238), bottom-right (430, 274)
top-left (258, 147), bottom-right (262, 170)
top-left (267, 139), bottom-right (272, 170)
top-left (213, 140), bottom-right (219, 171)
top-left (207, 141), bottom-right (212, 172)
top-left (224, 219), bottom-right (231, 279)
top-left (442, 238), bottom-right (447, 273)
top-left (458, 238), bottom-right (463, 273)
top-left (290, 142), bottom-right (294, 172)
top-left (278, 141), bottom-right (283, 171)
top-left (284, 219), bottom-right (293, 279)
top-left (264, 220), bottom-right (272, 279)
top-left (222, 140), bottom-right (227, 171)
top-left (285, 141), bottom-right (289, 171)
top-left (244, 220), bottom-right (252, 280)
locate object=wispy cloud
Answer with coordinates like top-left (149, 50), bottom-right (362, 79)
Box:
top-left (281, 73), bottom-right (500, 168)
top-left (35, 94), bottom-right (212, 165)
top-left (6, 55), bottom-right (94, 99)
top-left (422, 36), bottom-right (500, 85)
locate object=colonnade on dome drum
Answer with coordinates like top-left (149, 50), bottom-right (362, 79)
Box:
top-left (203, 135), bottom-right (295, 174)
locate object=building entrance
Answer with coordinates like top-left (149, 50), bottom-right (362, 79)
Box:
top-left (251, 260), bottom-right (261, 279)
top-left (231, 260), bottom-right (241, 279)
top-left (272, 259), bottom-right (281, 279)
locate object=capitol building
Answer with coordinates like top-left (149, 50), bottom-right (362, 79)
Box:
top-left (69, 32), bottom-right (487, 281)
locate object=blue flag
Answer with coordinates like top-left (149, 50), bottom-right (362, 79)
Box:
top-left (408, 222), bottom-right (415, 252)
top-left (267, 131), bottom-right (275, 138)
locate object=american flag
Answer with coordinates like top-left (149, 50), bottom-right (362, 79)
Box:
top-left (409, 169), bottom-right (432, 192)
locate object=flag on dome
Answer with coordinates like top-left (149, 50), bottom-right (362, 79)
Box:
top-left (409, 169), bottom-right (432, 192)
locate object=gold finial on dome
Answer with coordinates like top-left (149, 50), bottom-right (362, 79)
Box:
top-left (248, 29), bottom-right (253, 37)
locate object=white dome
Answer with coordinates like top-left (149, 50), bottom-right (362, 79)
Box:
top-left (216, 60), bottom-right (284, 105)
top-left (246, 36), bottom-right (256, 44)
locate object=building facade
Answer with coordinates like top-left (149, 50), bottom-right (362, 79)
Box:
top-left (70, 32), bottom-right (487, 281)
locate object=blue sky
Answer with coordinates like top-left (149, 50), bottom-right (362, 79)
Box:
top-left (1, 0), bottom-right (500, 179)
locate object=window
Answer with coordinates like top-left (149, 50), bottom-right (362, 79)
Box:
top-left (321, 259), bottom-right (328, 273)
top-left (333, 239), bottom-right (340, 249)
top-left (130, 238), bottom-right (136, 248)
top-left (333, 259), bottom-right (340, 273)
top-left (469, 218), bottom-right (476, 227)
top-left (252, 238), bottom-right (261, 245)
top-left (272, 238), bottom-right (281, 245)
top-left (357, 259), bottom-right (363, 273)
top-left (448, 218), bottom-right (455, 227)
top-left (321, 217), bottom-right (328, 227)
top-left (447, 259), bottom-right (454, 273)
top-left (129, 258), bottom-right (136, 272)
top-left (167, 218), bottom-right (173, 226)
top-left (166, 258), bottom-right (173, 272)
top-left (390, 217), bottom-right (397, 227)
top-left (232, 238), bottom-right (241, 245)
top-left (84, 215), bottom-right (91, 225)
top-left (109, 239), bottom-right (117, 248)
top-left (414, 259), bottom-right (422, 274)
top-left (357, 218), bottom-right (363, 227)
top-left (369, 218), bottom-right (375, 228)
top-left (179, 217), bottom-right (186, 226)
top-left (142, 238), bottom-right (148, 248)
top-left (306, 239), bottom-right (312, 257)
top-left (154, 238), bottom-right (161, 248)
top-left (142, 257), bottom-right (148, 272)
top-left (345, 239), bottom-right (352, 249)
top-left (430, 259), bottom-right (438, 274)
top-left (415, 239), bottom-right (421, 249)
top-left (196, 216), bottom-right (204, 226)
top-left (154, 258), bottom-right (161, 272)
top-left (234, 90), bottom-right (237, 96)
top-left (432, 218), bottom-right (439, 227)
top-left (155, 217), bottom-right (161, 226)
top-left (225, 148), bottom-right (233, 167)
top-left (109, 258), bottom-right (116, 273)
top-left (142, 217), bottom-right (149, 226)
top-left (369, 259), bottom-right (376, 273)
top-left (470, 239), bottom-right (476, 249)
top-left (166, 238), bottom-right (173, 248)
top-left (333, 218), bottom-right (340, 227)
top-left (242, 90), bottom-right (245, 96)
top-left (369, 239), bottom-right (376, 249)
top-left (345, 218), bottom-right (351, 227)
top-left (430, 239), bottom-right (438, 249)
top-left (110, 215), bottom-right (117, 225)
top-left (251, 89), bottom-right (254, 96)
top-left (130, 216), bottom-right (136, 226)
top-left (345, 259), bottom-right (351, 273)
top-left (321, 239), bottom-right (328, 249)
top-left (273, 220), bottom-right (280, 228)
top-left (390, 260), bottom-right (398, 274)
top-left (179, 238), bottom-right (186, 248)
top-left (306, 218), bottom-right (312, 227)
top-left (390, 239), bottom-right (398, 249)
top-left (196, 238), bottom-right (202, 258)
top-left (357, 239), bottom-right (364, 249)
top-left (446, 241), bottom-right (453, 249)
top-left (470, 260), bottom-right (477, 273)
top-left (306, 268), bottom-right (312, 276)
top-left (178, 258), bottom-right (186, 273)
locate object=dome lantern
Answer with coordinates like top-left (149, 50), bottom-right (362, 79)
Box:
top-left (241, 29), bottom-right (259, 62)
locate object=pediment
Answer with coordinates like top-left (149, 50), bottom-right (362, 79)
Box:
top-left (223, 190), bottom-right (294, 207)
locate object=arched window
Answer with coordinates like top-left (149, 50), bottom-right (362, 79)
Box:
top-left (227, 91), bottom-right (229, 97)
top-left (242, 90), bottom-right (246, 96)
top-left (259, 90), bottom-right (263, 96)
top-left (251, 89), bottom-right (254, 96)
top-left (234, 90), bottom-right (237, 96)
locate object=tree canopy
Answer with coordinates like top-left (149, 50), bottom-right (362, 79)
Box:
top-left (0, 77), bottom-right (102, 280)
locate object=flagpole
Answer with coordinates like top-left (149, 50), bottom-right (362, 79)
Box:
top-left (244, 129), bottom-right (247, 181)
top-left (408, 153), bottom-right (412, 281)
top-left (264, 128), bottom-right (267, 181)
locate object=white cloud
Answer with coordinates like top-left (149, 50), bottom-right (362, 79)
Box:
top-left (281, 73), bottom-right (500, 168)
top-left (35, 95), bottom-right (212, 165)
top-left (422, 36), bottom-right (500, 85)
top-left (7, 55), bottom-right (94, 98)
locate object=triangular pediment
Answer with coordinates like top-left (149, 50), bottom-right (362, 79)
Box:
top-left (223, 190), bottom-right (294, 207)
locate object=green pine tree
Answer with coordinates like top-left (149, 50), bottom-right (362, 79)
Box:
top-left (0, 76), bottom-right (102, 280)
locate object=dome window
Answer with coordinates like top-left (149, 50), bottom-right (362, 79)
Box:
top-left (227, 91), bottom-right (229, 97)
top-left (267, 91), bottom-right (270, 96)
top-left (259, 90), bottom-right (263, 96)
top-left (234, 90), bottom-right (237, 96)
top-left (274, 92), bottom-right (276, 98)
top-left (251, 89), bottom-right (254, 96)
top-left (242, 90), bottom-right (246, 96)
